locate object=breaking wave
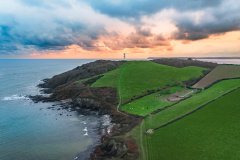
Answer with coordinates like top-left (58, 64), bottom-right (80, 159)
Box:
top-left (2, 95), bottom-right (29, 101)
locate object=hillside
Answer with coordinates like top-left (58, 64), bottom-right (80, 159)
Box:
top-left (92, 61), bottom-right (206, 104)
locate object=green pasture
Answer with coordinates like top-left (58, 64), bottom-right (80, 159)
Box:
top-left (144, 87), bottom-right (240, 160)
top-left (121, 86), bottom-right (183, 116)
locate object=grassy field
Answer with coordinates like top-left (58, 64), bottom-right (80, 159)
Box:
top-left (143, 87), bottom-right (240, 160)
top-left (121, 86), bottom-right (183, 116)
top-left (144, 79), bottom-right (240, 129)
top-left (91, 67), bottom-right (120, 88)
top-left (193, 65), bottom-right (240, 89)
top-left (89, 61), bottom-right (240, 160)
top-left (92, 61), bottom-right (205, 103)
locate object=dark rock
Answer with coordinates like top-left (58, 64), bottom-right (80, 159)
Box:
top-left (91, 136), bottom-right (139, 160)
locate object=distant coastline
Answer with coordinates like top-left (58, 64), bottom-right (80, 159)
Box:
top-left (148, 57), bottom-right (240, 65)
top-left (148, 57), bottom-right (240, 60)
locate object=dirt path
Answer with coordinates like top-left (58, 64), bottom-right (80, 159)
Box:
top-left (116, 65), bottom-right (129, 116)
top-left (140, 119), bottom-right (147, 160)
top-left (117, 65), bottom-right (148, 160)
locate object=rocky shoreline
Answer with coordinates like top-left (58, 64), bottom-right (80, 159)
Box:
top-left (30, 60), bottom-right (142, 160)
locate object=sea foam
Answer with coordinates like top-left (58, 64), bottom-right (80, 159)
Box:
top-left (2, 95), bottom-right (29, 101)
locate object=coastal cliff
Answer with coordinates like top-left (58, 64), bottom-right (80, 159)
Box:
top-left (30, 60), bottom-right (141, 160)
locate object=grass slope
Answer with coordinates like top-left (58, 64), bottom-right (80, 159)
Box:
top-left (145, 87), bottom-right (240, 160)
top-left (92, 61), bottom-right (205, 104)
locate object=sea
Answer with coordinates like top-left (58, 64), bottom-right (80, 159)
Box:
top-left (0, 59), bottom-right (110, 160)
top-left (195, 58), bottom-right (240, 65)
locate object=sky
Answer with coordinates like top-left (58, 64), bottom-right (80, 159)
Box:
top-left (0, 0), bottom-right (240, 59)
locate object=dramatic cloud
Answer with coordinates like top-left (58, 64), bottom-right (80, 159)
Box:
top-left (0, 0), bottom-right (239, 57)
top-left (139, 0), bottom-right (240, 40)
top-left (0, 0), bottom-right (134, 54)
top-left (86, 0), bottom-right (222, 18)
top-left (97, 28), bottom-right (171, 51)
top-left (174, 0), bottom-right (240, 40)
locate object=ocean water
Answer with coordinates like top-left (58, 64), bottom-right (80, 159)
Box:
top-left (195, 59), bottom-right (240, 65)
top-left (0, 59), bottom-right (104, 160)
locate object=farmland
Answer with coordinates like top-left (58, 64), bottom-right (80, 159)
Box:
top-left (90, 61), bottom-right (240, 160)
top-left (142, 87), bottom-right (240, 160)
top-left (193, 65), bottom-right (240, 89)
top-left (144, 79), bottom-right (240, 129)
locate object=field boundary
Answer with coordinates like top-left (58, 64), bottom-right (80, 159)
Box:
top-left (153, 86), bottom-right (240, 131)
